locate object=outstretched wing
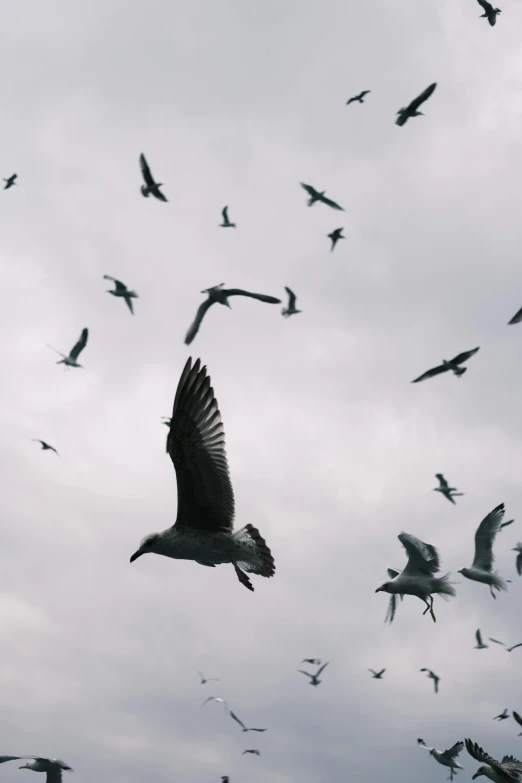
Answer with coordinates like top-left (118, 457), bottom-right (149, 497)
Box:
top-left (359, 90), bottom-right (370, 98)
top-left (139, 153), bottom-right (155, 188)
top-left (225, 289), bottom-right (281, 304)
top-left (407, 82), bottom-right (437, 112)
top-left (69, 328), bottom-right (88, 360)
top-left (508, 306), bottom-right (522, 325)
top-left (229, 711), bottom-right (246, 730)
top-left (476, 0), bottom-right (494, 11)
top-left (167, 358), bottom-right (235, 532)
top-left (472, 503), bottom-right (505, 572)
top-left (297, 669), bottom-right (313, 680)
top-left (513, 711), bottom-right (522, 728)
top-left (103, 275), bottom-right (127, 292)
top-left (450, 347), bottom-right (480, 365)
top-left (411, 363), bottom-right (447, 383)
top-left (300, 182), bottom-right (318, 199)
top-left (476, 629), bottom-right (484, 646)
top-left (399, 533), bottom-right (441, 576)
top-left (319, 195), bottom-right (345, 211)
top-left (284, 286), bottom-right (297, 309)
top-left (508, 643), bottom-right (522, 652)
top-left (184, 299), bottom-right (215, 345)
top-left (346, 96), bottom-right (357, 105)
top-left (315, 662), bottom-right (329, 677)
top-left (444, 741), bottom-right (464, 761)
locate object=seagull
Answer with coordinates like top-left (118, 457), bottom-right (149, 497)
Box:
top-left (200, 697), bottom-right (228, 710)
top-left (382, 568), bottom-right (403, 624)
top-left (411, 347), bottom-right (480, 383)
top-left (32, 440), bottom-right (59, 455)
top-left (184, 284), bottom-right (282, 345)
top-left (375, 533), bottom-right (456, 623)
top-left (219, 206), bottom-right (236, 228)
top-left (474, 629), bottom-right (488, 649)
top-left (130, 358), bottom-right (276, 592)
top-left (241, 750), bottom-right (260, 756)
top-left (418, 739), bottom-right (465, 781)
top-left (327, 228), bottom-right (345, 252)
top-left (197, 669), bottom-right (219, 685)
top-left (465, 738), bottom-right (522, 782)
top-left (420, 668), bottom-right (440, 694)
top-left (458, 503), bottom-right (508, 598)
top-left (297, 662), bottom-right (328, 686)
top-left (494, 709), bottom-right (509, 721)
top-left (476, 0), bottom-right (501, 26)
top-left (46, 328), bottom-right (88, 369)
top-left (301, 659), bottom-right (321, 665)
top-left (513, 543), bottom-right (522, 576)
top-left (487, 638), bottom-right (522, 653)
top-left (513, 712), bottom-right (522, 736)
top-left (500, 519), bottom-right (515, 531)
top-left (103, 275), bottom-right (138, 314)
top-left (346, 90), bottom-right (371, 105)
top-left (229, 711), bottom-right (267, 733)
top-left (0, 757), bottom-right (72, 783)
top-left (300, 183), bottom-right (344, 211)
top-left (3, 173), bottom-right (17, 189)
top-left (396, 82), bottom-right (437, 127)
top-left (282, 286), bottom-right (301, 318)
top-left (139, 153), bottom-right (167, 202)
top-left (433, 474), bottom-right (464, 505)
top-left (368, 669), bottom-right (386, 679)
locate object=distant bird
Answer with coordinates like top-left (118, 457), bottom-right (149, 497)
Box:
top-left (474, 629), bottom-right (488, 649)
top-left (327, 228), bottom-right (345, 252)
top-left (282, 286), bottom-right (301, 318)
top-left (0, 757), bottom-right (72, 783)
top-left (229, 711), bottom-right (267, 733)
top-left (458, 503), bottom-right (508, 598)
top-left (3, 174), bottom-right (17, 189)
top-left (433, 474), bottom-right (464, 505)
top-left (418, 739), bottom-right (465, 781)
top-left (346, 90), bottom-right (370, 105)
top-left (476, 0), bottom-right (501, 26)
top-left (184, 284), bottom-right (281, 345)
top-left (221, 777), bottom-right (229, 783)
top-left (382, 567), bottom-right (403, 624)
top-left (47, 328), bottom-right (88, 369)
top-left (197, 669), bottom-right (219, 685)
top-left (465, 737), bottom-right (522, 782)
top-left (297, 662), bottom-right (329, 686)
top-left (487, 638), bottom-right (522, 653)
top-left (130, 358), bottom-right (275, 592)
top-left (241, 750), bottom-right (260, 756)
top-left (368, 669), bottom-right (386, 679)
top-left (411, 347), bottom-right (480, 383)
top-left (513, 543), bottom-right (522, 576)
top-left (219, 206), bottom-right (236, 228)
top-left (396, 83), bottom-right (437, 126)
top-left (32, 440), bottom-right (59, 455)
top-left (200, 697), bottom-right (228, 710)
top-left (420, 668), bottom-right (440, 694)
top-left (139, 153), bottom-right (167, 202)
top-left (494, 709), bottom-right (509, 721)
top-left (301, 659), bottom-right (321, 665)
top-left (375, 533), bottom-right (456, 623)
top-left (103, 275), bottom-right (138, 314)
top-left (499, 519), bottom-right (515, 531)
top-left (513, 712), bottom-right (522, 736)
top-left (300, 183), bottom-right (344, 211)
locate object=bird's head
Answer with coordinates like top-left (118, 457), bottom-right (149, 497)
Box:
top-left (106, 290), bottom-right (116, 295)
top-left (375, 582), bottom-right (392, 594)
top-left (429, 749), bottom-right (435, 758)
top-left (19, 764), bottom-right (33, 771)
top-left (457, 568), bottom-right (468, 576)
top-left (472, 766), bottom-right (489, 780)
top-left (130, 533), bottom-right (162, 562)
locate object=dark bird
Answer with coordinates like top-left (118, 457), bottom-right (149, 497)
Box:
top-left (420, 668), bottom-right (440, 694)
top-left (465, 737), bottom-right (522, 782)
top-left (458, 503), bottom-right (508, 598)
top-left (301, 659), bottom-right (321, 665)
top-left (476, 0), bottom-right (501, 26)
top-left (47, 328), bottom-right (88, 369)
top-left (0, 756), bottom-right (72, 783)
top-left (300, 183), bottom-right (344, 211)
top-left (197, 669), bottom-right (219, 685)
top-left (513, 543), bottom-right (522, 576)
top-left (396, 83), bottom-right (437, 127)
top-left (500, 519), bottom-right (515, 531)
top-left (487, 638), bottom-right (522, 652)
top-left (368, 668), bottom-right (386, 679)
top-left (221, 777), bottom-right (229, 783)
top-left (411, 347), bottom-right (480, 383)
top-left (297, 662), bottom-right (328, 686)
top-left (474, 629), bottom-right (488, 649)
top-left (241, 751), bottom-right (260, 756)
top-left (346, 90), bottom-right (371, 105)
top-left (130, 358), bottom-right (276, 592)
top-left (3, 174), bottom-right (17, 189)
top-left (229, 711), bottom-right (267, 733)
top-left (327, 228), bottom-right (345, 252)
top-left (494, 709), bottom-right (509, 721)
top-left (32, 440), bottom-right (59, 456)
top-left (220, 206), bottom-right (236, 228)
top-left (184, 284), bottom-right (281, 345)
top-left (139, 153), bottom-right (167, 202)
top-left (513, 712), bottom-right (522, 736)
top-left (103, 275), bottom-right (138, 314)
top-left (282, 286), bottom-right (301, 318)
top-left (433, 474), bottom-right (464, 505)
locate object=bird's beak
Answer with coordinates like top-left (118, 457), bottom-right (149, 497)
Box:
top-left (130, 550), bottom-right (143, 563)
top-left (472, 773), bottom-right (481, 780)
top-left (375, 586), bottom-right (383, 593)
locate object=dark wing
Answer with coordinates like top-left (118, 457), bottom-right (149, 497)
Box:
top-left (151, 187), bottom-right (168, 203)
top-left (319, 195), bottom-right (345, 211)
top-left (222, 206), bottom-right (229, 222)
top-left (376, 669), bottom-right (385, 676)
top-left (359, 90), bottom-right (370, 98)
top-left (297, 669), bottom-right (313, 679)
top-left (69, 328), bottom-right (88, 360)
top-left (411, 363), bottom-right (447, 383)
top-left (450, 347), bottom-right (480, 365)
top-left (436, 473), bottom-right (449, 489)
top-left (513, 711), bottom-right (522, 727)
top-left (407, 82), bottom-right (437, 112)
top-left (472, 503), bottom-right (505, 571)
top-left (399, 533), bottom-right (441, 576)
top-left (284, 286), bottom-right (297, 309)
top-left (229, 711), bottom-right (246, 730)
top-left (488, 638), bottom-right (505, 645)
top-left (167, 358), bottom-right (235, 532)
top-left (316, 662), bottom-right (329, 677)
top-left (476, 0), bottom-right (494, 11)
top-left (476, 629), bottom-right (484, 646)
top-left (508, 643), bottom-right (522, 652)
top-left (139, 153), bottom-right (155, 188)
top-left (444, 742), bottom-right (464, 761)
top-left (0, 757), bottom-right (25, 764)
top-left (300, 182), bottom-right (319, 199)
top-left (103, 275), bottom-right (127, 292)
top-left (346, 96), bottom-right (357, 105)
top-left (508, 306), bottom-right (522, 325)
top-left (184, 299), bottom-right (215, 345)
top-left (466, 740), bottom-right (522, 780)
top-left (500, 519), bottom-right (514, 530)
top-left (124, 296), bottom-right (134, 314)
top-left (517, 549), bottom-right (522, 576)
top-left (224, 289), bottom-right (282, 304)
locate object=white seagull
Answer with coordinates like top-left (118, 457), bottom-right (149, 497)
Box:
top-left (219, 206), bottom-right (236, 228)
top-left (420, 668), bottom-right (440, 694)
top-left (297, 662), bottom-right (328, 686)
top-left (46, 328), bottom-right (88, 369)
top-left (418, 739), bottom-right (465, 781)
top-left (474, 629), bottom-right (488, 649)
top-left (465, 738), bottom-right (522, 782)
top-left (197, 669), bottom-right (219, 685)
top-left (229, 711), bottom-right (267, 733)
top-left (103, 275), bottom-right (138, 314)
top-left (0, 757), bottom-right (72, 783)
top-left (513, 543), bottom-right (522, 576)
top-left (458, 503), bottom-right (508, 598)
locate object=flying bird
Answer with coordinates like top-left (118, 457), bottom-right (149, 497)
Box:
top-left (130, 358), bottom-right (275, 592)
top-left (474, 629), bottom-right (488, 649)
top-left (411, 347), bottom-right (480, 383)
top-left (465, 737), bottom-right (522, 782)
top-left (219, 206), bottom-right (236, 228)
top-left (3, 173), bottom-right (17, 189)
top-left (0, 757), bottom-right (72, 783)
top-left (241, 751), bottom-right (260, 756)
top-left (513, 543), bottom-right (522, 576)
top-left (458, 503), bottom-right (508, 598)
top-left (300, 183), bottom-right (344, 211)
top-left (433, 474), bottom-right (464, 505)
top-left (297, 662), bottom-right (329, 686)
top-left (229, 711), bottom-right (267, 733)
top-left (420, 668), bottom-right (440, 694)
top-left (32, 440), bottom-right (59, 455)
top-left (476, 0), bottom-right (501, 25)
top-left (418, 739), bottom-right (465, 781)
top-left (139, 153), bottom-right (168, 202)
top-left (282, 286), bottom-right (301, 318)
top-left (368, 669), bottom-right (386, 679)
top-left (103, 275), bottom-right (138, 314)
top-left (487, 638), bottom-right (522, 653)
top-left (200, 697), bottom-right (228, 710)
top-left (47, 328), bottom-right (88, 369)
top-left (184, 284), bottom-right (281, 345)
top-left (346, 90), bottom-right (370, 105)
top-left (396, 82), bottom-right (437, 126)
top-left (301, 659), bottom-right (321, 665)
top-left (327, 228), bottom-right (345, 252)
top-left (375, 533), bottom-right (456, 622)
top-left (513, 712), bottom-right (522, 736)
top-left (197, 669), bottom-right (219, 685)
top-left (494, 709), bottom-right (509, 721)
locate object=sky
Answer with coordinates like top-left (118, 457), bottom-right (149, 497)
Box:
top-left (1, 1), bottom-right (522, 782)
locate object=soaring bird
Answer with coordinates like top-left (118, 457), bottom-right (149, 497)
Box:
top-left (411, 347), bottom-right (480, 383)
top-left (474, 629), bottom-right (488, 649)
top-left (494, 709), bottom-right (509, 721)
top-left (327, 228), bottom-right (345, 252)
top-left (418, 739), bottom-right (465, 781)
top-left (375, 533), bottom-right (456, 622)
top-left (200, 696), bottom-right (228, 710)
top-left (47, 328), bottom-right (88, 369)
top-left (3, 173), bottom-right (17, 189)
top-left (103, 275), bottom-right (138, 314)
top-left (513, 543), bottom-right (522, 576)
top-left (197, 669), bottom-right (219, 685)
top-left (346, 90), bottom-right (371, 105)
top-left (241, 750), bottom-right (260, 756)
top-left (229, 711), bottom-right (267, 733)
top-left (130, 358), bottom-right (275, 592)
top-left (139, 153), bottom-right (168, 202)
top-left (368, 668), bottom-right (386, 679)
top-left (433, 474), bottom-right (464, 505)
top-left (513, 712), bottom-right (522, 736)
top-left (465, 738), bottom-right (522, 782)
top-left (301, 659), bottom-right (321, 665)
top-left (219, 206), bottom-right (236, 228)
top-left (184, 284), bottom-right (281, 345)
top-left (420, 668), bottom-right (440, 694)
top-left (476, 0), bottom-right (501, 26)
top-left (282, 286), bottom-right (301, 318)
top-left (458, 503), bottom-right (508, 598)
top-left (396, 83), bottom-right (437, 127)
top-left (487, 638), bottom-right (522, 653)
top-left (300, 183), bottom-right (344, 211)
top-left (32, 440), bottom-right (59, 456)
top-left (382, 567), bottom-right (403, 624)
top-left (297, 662), bottom-right (328, 686)
top-left (0, 756), bottom-right (72, 783)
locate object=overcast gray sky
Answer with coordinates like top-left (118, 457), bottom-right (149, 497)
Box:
top-left (1, 1), bottom-right (522, 782)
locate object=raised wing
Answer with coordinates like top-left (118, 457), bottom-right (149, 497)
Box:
top-left (319, 194), bottom-right (345, 211)
top-left (508, 643), bottom-right (522, 652)
top-left (407, 82), bottom-right (437, 112)
top-left (359, 90), bottom-right (370, 98)
top-left (300, 182), bottom-right (319, 199)
top-left (167, 358), bottom-right (234, 533)
top-left (472, 503), bottom-right (505, 572)
top-left (376, 668), bottom-right (385, 676)
top-left (284, 286), bottom-right (297, 309)
top-left (444, 741), bottom-right (464, 761)
top-left (316, 662), bottom-right (329, 677)
top-left (399, 533), bottom-right (441, 577)
top-left (411, 363), bottom-right (447, 383)
top-left (139, 153), bottom-right (155, 188)
top-left (508, 306), bottom-right (522, 325)
top-left (488, 638), bottom-right (505, 645)
top-left (224, 289), bottom-right (282, 304)
top-left (229, 711), bottom-right (247, 730)
top-left (436, 473), bottom-right (449, 489)
top-left (450, 347), bottom-right (480, 365)
top-left (476, 0), bottom-right (494, 11)
top-left (297, 669), bottom-right (313, 680)
top-left (476, 629), bottom-right (484, 646)
top-left (513, 711), bottom-right (522, 727)
top-left (184, 299), bottom-right (215, 345)
top-left (222, 206), bottom-right (229, 222)
top-left (69, 328), bottom-right (88, 360)
top-left (466, 739), bottom-right (522, 780)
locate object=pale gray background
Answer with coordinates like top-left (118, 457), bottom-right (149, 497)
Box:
top-left (0, 1), bottom-right (521, 782)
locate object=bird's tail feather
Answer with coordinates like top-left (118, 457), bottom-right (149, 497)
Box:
top-left (490, 572), bottom-right (508, 592)
top-left (434, 573), bottom-right (457, 599)
top-left (233, 524), bottom-right (275, 578)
